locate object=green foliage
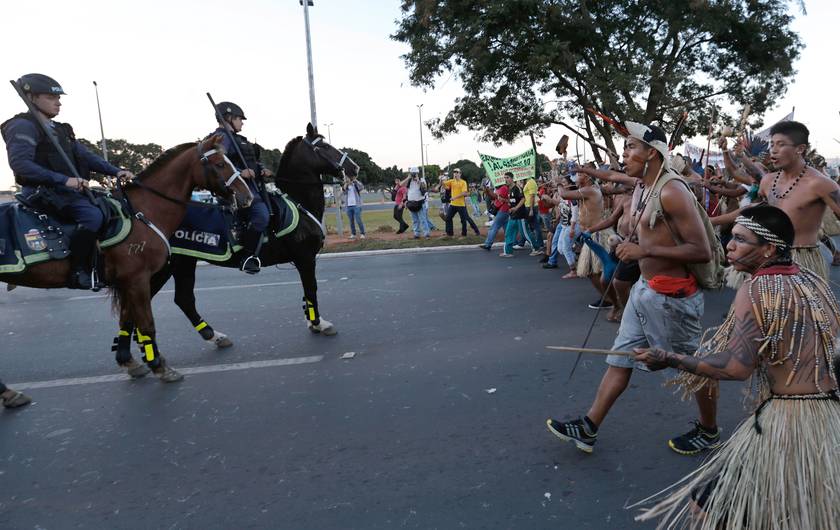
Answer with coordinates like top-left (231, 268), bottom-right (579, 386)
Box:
top-left (78, 138), bottom-right (163, 174)
top-left (448, 159), bottom-right (485, 183)
top-left (394, 1), bottom-right (802, 155)
top-left (257, 145), bottom-right (283, 178)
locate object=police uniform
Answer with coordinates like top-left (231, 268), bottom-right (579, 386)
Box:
top-left (1, 74), bottom-right (123, 289)
top-left (211, 102), bottom-right (269, 273)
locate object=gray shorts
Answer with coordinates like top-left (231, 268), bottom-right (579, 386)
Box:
top-left (606, 278), bottom-right (703, 369)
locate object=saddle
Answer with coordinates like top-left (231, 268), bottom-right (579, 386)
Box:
top-left (0, 190), bottom-right (131, 274)
top-left (170, 190), bottom-right (299, 262)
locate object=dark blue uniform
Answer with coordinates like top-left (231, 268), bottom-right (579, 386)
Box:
top-left (2, 113), bottom-right (121, 232)
top-left (212, 127), bottom-right (269, 233)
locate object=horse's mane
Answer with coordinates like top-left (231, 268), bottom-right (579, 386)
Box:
top-left (137, 142), bottom-right (197, 179)
top-left (277, 137), bottom-right (303, 173)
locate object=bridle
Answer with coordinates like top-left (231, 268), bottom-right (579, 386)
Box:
top-left (275, 135), bottom-right (357, 188)
top-left (198, 145), bottom-right (249, 193)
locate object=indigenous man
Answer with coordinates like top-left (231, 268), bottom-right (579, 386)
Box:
top-left (713, 121), bottom-right (840, 280)
top-left (547, 123), bottom-right (718, 455)
top-left (633, 205), bottom-right (840, 529)
top-left (211, 101), bottom-right (272, 274)
top-left (574, 166), bottom-right (639, 321)
top-left (559, 169), bottom-right (613, 310)
top-left (0, 379), bottom-right (31, 409)
top-left (1, 74), bottom-right (134, 289)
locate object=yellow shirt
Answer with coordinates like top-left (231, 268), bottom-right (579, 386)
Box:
top-left (445, 178), bottom-right (468, 207)
top-left (523, 178), bottom-right (538, 207)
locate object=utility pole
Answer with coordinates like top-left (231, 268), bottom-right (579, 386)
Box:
top-left (425, 143), bottom-right (430, 169)
top-left (92, 81), bottom-right (108, 162)
top-left (323, 122), bottom-right (333, 143)
top-left (301, 0), bottom-right (317, 126)
top-left (417, 104), bottom-right (425, 180)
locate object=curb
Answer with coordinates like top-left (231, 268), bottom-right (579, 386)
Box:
top-left (318, 242), bottom-right (503, 259)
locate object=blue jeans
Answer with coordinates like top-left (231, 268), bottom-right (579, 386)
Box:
top-left (422, 200), bottom-right (437, 231)
top-left (606, 279), bottom-right (703, 370)
top-left (346, 205), bottom-right (365, 235)
top-left (409, 206), bottom-right (430, 237)
top-left (548, 223), bottom-right (578, 266)
top-left (483, 211), bottom-right (509, 247)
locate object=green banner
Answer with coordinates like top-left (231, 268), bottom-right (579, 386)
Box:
top-left (478, 147), bottom-right (536, 186)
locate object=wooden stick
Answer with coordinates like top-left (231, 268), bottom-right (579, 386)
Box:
top-left (547, 346), bottom-right (634, 356)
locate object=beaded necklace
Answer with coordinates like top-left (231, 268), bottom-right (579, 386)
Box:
top-left (770, 165), bottom-right (807, 200)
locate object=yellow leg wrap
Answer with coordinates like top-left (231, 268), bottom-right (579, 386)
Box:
top-left (195, 321), bottom-right (208, 332)
top-left (118, 330), bottom-right (130, 337)
top-left (143, 343), bottom-right (155, 362)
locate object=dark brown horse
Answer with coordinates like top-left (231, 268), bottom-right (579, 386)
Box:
top-left (0, 134), bottom-right (253, 381)
top-left (112, 124), bottom-right (356, 366)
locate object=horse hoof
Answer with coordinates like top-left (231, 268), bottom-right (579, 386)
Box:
top-left (123, 359), bottom-right (150, 379)
top-left (208, 331), bottom-right (233, 349)
top-left (308, 319), bottom-right (337, 336)
top-left (154, 363), bottom-right (184, 383)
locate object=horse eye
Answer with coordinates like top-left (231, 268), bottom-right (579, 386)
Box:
top-left (215, 162), bottom-right (225, 169)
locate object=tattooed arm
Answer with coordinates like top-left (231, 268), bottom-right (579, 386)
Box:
top-left (634, 290), bottom-right (762, 380)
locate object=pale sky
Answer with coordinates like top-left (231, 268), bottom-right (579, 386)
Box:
top-left (1, 0), bottom-right (838, 190)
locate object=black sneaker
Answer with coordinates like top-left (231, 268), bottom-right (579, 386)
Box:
top-left (588, 298), bottom-right (613, 309)
top-left (668, 422), bottom-right (721, 455)
top-left (546, 417), bottom-right (597, 453)
top-left (477, 244), bottom-right (491, 251)
top-left (542, 262), bottom-right (557, 269)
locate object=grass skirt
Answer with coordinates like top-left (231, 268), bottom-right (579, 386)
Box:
top-left (791, 245), bottom-right (829, 281)
top-left (634, 396), bottom-right (840, 530)
top-left (576, 228), bottom-right (614, 277)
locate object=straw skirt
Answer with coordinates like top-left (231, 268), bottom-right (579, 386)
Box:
top-left (634, 396), bottom-right (840, 530)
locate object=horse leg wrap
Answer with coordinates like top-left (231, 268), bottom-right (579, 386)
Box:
top-left (135, 329), bottom-right (161, 369)
top-left (194, 320), bottom-right (215, 341)
top-left (112, 328), bottom-right (133, 365)
top-left (302, 297), bottom-right (320, 326)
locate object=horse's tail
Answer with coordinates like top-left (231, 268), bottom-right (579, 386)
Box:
top-left (109, 285), bottom-right (123, 317)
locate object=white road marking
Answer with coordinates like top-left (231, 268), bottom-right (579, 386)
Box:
top-left (11, 355), bottom-right (323, 390)
top-left (65, 279), bottom-right (327, 301)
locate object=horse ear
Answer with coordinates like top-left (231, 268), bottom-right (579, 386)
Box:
top-left (307, 123), bottom-right (317, 137)
top-left (211, 133), bottom-right (224, 146)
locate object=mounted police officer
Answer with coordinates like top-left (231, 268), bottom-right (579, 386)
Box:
top-left (211, 101), bottom-right (271, 274)
top-left (1, 74), bottom-right (134, 289)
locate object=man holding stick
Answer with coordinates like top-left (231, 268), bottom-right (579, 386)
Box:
top-left (546, 123), bottom-right (717, 455)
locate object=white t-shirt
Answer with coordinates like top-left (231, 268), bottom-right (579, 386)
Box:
top-left (346, 181), bottom-right (363, 206)
top-left (407, 178), bottom-right (427, 201)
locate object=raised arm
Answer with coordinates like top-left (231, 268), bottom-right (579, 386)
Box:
top-left (576, 166), bottom-right (636, 187)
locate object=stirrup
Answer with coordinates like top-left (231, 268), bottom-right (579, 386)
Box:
top-left (240, 255), bottom-right (261, 274)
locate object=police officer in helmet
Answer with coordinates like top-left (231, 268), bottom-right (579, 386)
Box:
top-left (211, 101), bottom-right (272, 274)
top-left (1, 74), bottom-right (134, 289)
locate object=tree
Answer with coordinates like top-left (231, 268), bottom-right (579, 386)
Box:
top-left (257, 145), bottom-right (283, 178)
top-left (394, 1), bottom-right (802, 162)
top-left (449, 159), bottom-right (485, 183)
top-left (78, 138), bottom-right (163, 174)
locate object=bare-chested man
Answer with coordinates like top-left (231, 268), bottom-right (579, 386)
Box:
top-left (714, 121), bottom-right (840, 279)
top-left (575, 166), bottom-right (638, 321)
top-left (547, 122), bottom-right (718, 455)
top-left (558, 171), bottom-right (614, 308)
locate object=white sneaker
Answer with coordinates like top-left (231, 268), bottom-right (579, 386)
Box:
top-left (360, 234), bottom-right (366, 239)
top-left (529, 250), bottom-right (544, 256)
top-left (349, 234), bottom-right (356, 240)
top-left (484, 221), bottom-right (493, 227)
top-left (499, 253), bottom-right (514, 258)
top-left (512, 245), bottom-right (525, 250)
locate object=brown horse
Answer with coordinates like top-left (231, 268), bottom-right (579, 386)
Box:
top-left (0, 134), bottom-right (253, 381)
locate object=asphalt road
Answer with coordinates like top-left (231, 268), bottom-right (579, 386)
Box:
top-left (1, 248), bottom-right (838, 529)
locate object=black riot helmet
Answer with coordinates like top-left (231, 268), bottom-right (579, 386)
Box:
top-left (18, 73), bottom-right (66, 95)
top-left (216, 101), bottom-right (246, 121)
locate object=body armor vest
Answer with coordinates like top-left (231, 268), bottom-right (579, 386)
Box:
top-left (3, 113), bottom-right (89, 186)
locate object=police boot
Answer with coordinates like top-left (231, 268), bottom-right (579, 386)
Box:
top-left (68, 228), bottom-right (100, 290)
top-left (239, 230), bottom-right (262, 275)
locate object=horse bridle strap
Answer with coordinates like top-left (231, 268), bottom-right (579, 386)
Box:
top-left (200, 148), bottom-right (246, 188)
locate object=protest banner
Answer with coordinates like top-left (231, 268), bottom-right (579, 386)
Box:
top-left (478, 147), bottom-right (536, 186)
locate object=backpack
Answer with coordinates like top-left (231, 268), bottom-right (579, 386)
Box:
top-left (647, 170), bottom-right (725, 290)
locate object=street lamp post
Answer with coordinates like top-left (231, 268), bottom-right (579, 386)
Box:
top-left (301, 0), bottom-right (317, 126)
top-left (417, 104), bottom-right (425, 180)
top-left (424, 143), bottom-right (430, 169)
top-left (323, 122), bottom-right (334, 143)
top-left (92, 81), bottom-right (108, 162)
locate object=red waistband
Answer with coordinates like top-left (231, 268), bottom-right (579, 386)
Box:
top-left (648, 275), bottom-right (698, 298)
